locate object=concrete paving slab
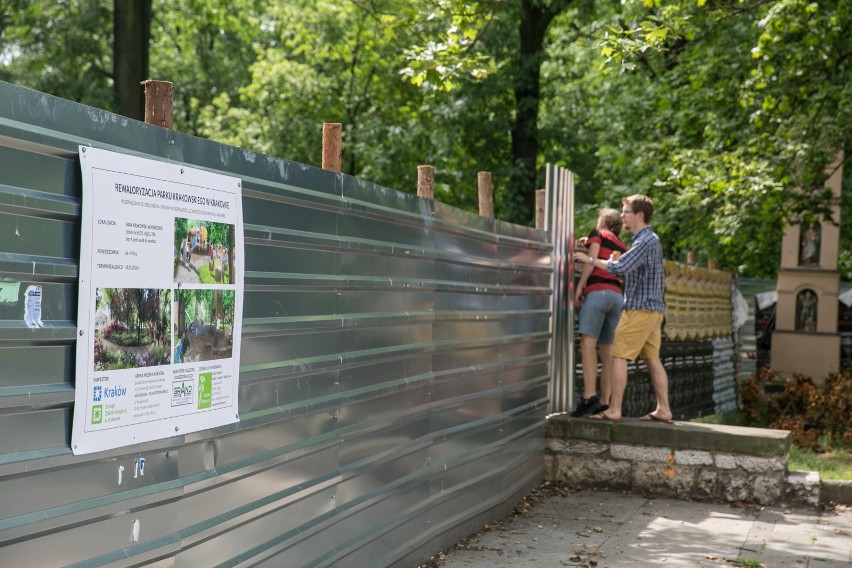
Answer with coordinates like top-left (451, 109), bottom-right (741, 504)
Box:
top-left (540, 491), bottom-right (648, 524)
top-left (423, 486), bottom-right (852, 568)
top-left (603, 505), bottom-right (747, 566)
top-left (746, 507), bottom-right (852, 566)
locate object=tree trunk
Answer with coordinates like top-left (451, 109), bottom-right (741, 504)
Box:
top-left (178, 294), bottom-right (185, 337)
top-left (113, 0), bottom-right (152, 121)
top-left (228, 225), bottom-right (236, 285)
top-left (214, 290), bottom-right (224, 322)
top-left (508, 0), bottom-right (570, 224)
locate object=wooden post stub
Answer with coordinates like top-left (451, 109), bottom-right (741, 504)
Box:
top-left (707, 258), bottom-right (717, 270)
top-left (141, 80), bottom-right (173, 129)
top-left (417, 165), bottom-right (434, 199)
top-left (478, 171), bottom-right (494, 218)
top-left (686, 251), bottom-right (696, 266)
top-left (535, 189), bottom-right (546, 229)
top-left (322, 123), bottom-right (342, 172)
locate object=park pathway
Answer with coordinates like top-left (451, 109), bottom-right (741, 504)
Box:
top-left (173, 251), bottom-right (210, 284)
top-left (426, 486), bottom-right (852, 568)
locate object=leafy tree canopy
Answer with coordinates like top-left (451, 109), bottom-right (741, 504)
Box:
top-left (1, 0), bottom-right (849, 278)
top-left (579, 0), bottom-right (851, 275)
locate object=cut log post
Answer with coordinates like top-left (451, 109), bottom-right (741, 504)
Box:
top-left (535, 189), bottom-right (546, 229)
top-left (478, 171), bottom-right (494, 218)
top-left (322, 123), bottom-right (342, 172)
top-left (417, 165), bottom-right (434, 199)
top-left (141, 80), bottom-right (173, 128)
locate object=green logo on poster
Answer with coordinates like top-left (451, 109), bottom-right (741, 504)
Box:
top-left (92, 404), bottom-right (103, 424)
top-left (198, 372), bottom-right (213, 409)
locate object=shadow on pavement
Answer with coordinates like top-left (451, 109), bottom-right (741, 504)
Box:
top-left (422, 482), bottom-right (852, 568)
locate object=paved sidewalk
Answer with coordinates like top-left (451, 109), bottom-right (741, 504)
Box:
top-left (429, 486), bottom-right (852, 567)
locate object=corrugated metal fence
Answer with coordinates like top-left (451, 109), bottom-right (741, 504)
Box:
top-left (0, 82), bottom-right (562, 567)
top-left (544, 166), bottom-right (575, 415)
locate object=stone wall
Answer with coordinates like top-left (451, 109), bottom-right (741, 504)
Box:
top-left (545, 416), bottom-right (821, 507)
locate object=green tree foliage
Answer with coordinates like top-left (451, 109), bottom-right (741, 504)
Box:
top-left (179, 289), bottom-right (233, 328)
top-left (221, 290), bottom-right (234, 323)
top-left (174, 217), bottom-right (189, 249)
top-left (378, 0), bottom-right (588, 222)
top-left (1, 0), bottom-right (850, 278)
top-left (149, 0), bottom-right (263, 133)
top-left (581, 0), bottom-right (851, 275)
top-left (1, 0), bottom-right (153, 118)
top-left (206, 222), bottom-right (229, 249)
top-left (0, 0), bottom-right (115, 109)
top-left (194, 0), bottom-right (441, 194)
top-left (181, 289), bottom-right (213, 323)
top-left (100, 288), bottom-right (162, 341)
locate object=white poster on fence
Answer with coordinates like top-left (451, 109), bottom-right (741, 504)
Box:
top-left (72, 146), bottom-right (244, 455)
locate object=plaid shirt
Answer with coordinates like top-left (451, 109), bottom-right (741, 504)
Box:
top-left (605, 226), bottom-right (665, 313)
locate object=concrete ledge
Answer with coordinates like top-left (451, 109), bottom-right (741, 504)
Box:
top-left (784, 470), bottom-right (820, 507)
top-left (545, 415), bottom-right (826, 507)
top-left (821, 480), bottom-right (852, 506)
top-left (547, 415), bottom-right (791, 456)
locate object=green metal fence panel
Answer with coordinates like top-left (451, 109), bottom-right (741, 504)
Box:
top-left (0, 81), bottom-right (552, 567)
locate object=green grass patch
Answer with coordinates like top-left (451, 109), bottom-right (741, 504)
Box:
top-left (198, 263), bottom-right (216, 284)
top-left (198, 261), bottom-right (231, 285)
top-left (788, 445), bottom-right (852, 481)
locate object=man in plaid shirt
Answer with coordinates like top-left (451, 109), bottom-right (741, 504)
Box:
top-left (581, 194), bottom-right (673, 423)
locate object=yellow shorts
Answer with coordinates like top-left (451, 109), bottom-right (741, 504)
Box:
top-left (612, 310), bottom-right (664, 361)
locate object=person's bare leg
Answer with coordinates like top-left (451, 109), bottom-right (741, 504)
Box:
top-left (644, 357), bottom-right (672, 421)
top-left (591, 356), bottom-right (626, 420)
top-left (580, 335), bottom-right (599, 399)
top-left (598, 343), bottom-right (613, 405)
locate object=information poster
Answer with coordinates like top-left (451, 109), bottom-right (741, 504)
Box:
top-left (72, 146), bottom-right (244, 455)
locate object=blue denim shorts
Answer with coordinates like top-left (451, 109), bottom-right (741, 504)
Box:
top-left (578, 289), bottom-right (624, 344)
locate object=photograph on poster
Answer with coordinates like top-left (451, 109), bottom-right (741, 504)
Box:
top-left (174, 218), bottom-right (237, 285)
top-left (173, 288), bottom-right (236, 363)
top-left (93, 288), bottom-right (172, 371)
